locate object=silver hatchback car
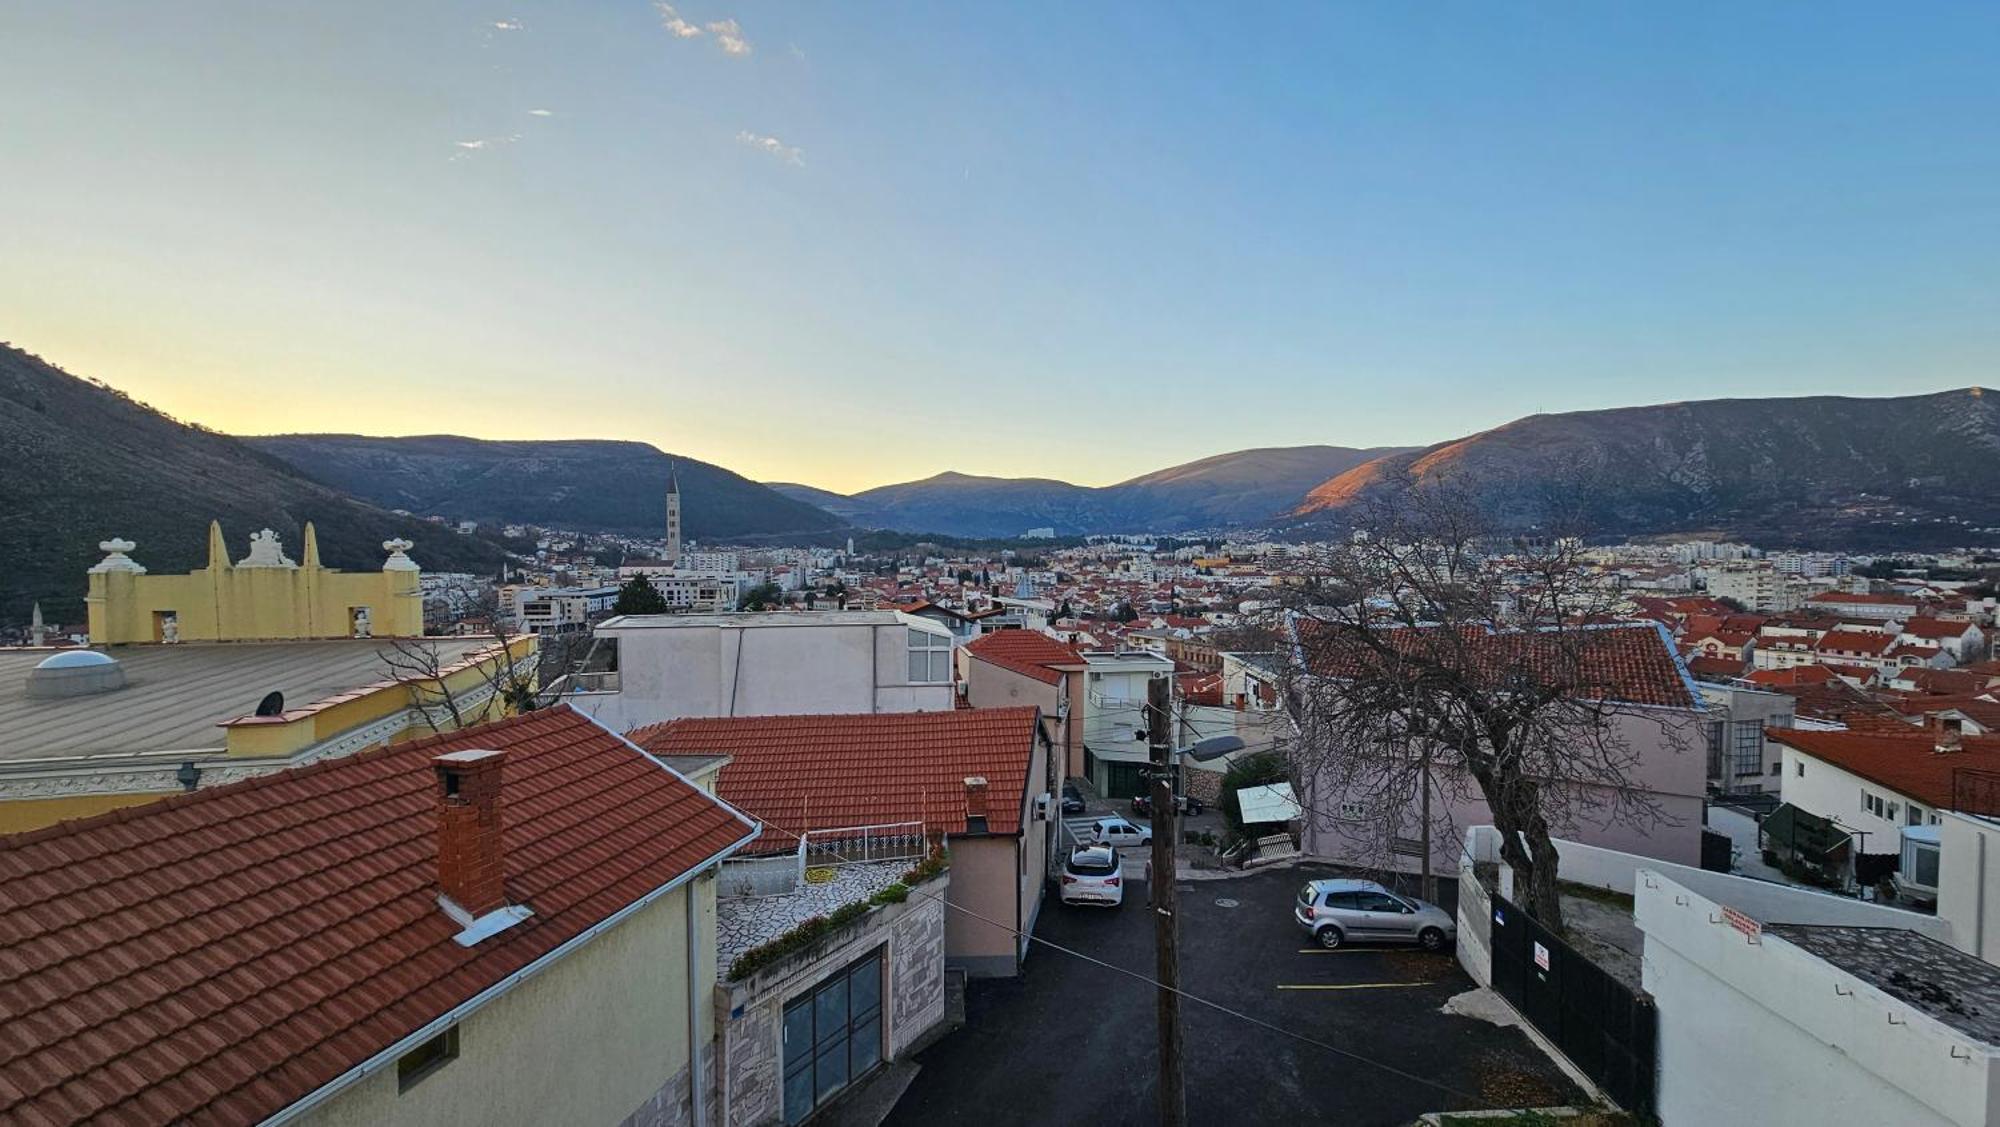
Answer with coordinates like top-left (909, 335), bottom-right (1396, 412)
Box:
top-left (1294, 878), bottom-right (1456, 952)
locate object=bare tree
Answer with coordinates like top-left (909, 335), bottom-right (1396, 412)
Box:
top-left (1278, 476), bottom-right (1694, 932)
top-left (379, 589), bottom-right (538, 735)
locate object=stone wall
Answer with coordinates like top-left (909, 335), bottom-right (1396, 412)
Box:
top-left (717, 877), bottom-right (951, 1127)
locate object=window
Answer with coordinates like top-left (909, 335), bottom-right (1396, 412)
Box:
top-left (1325, 892), bottom-right (1361, 910)
top-left (1336, 801), bottom-right (1366, 821)
top-left (1796, 761), bottom-right (1805, 778)
top-left (1732, 721), bottom-right (1763, 778)
top-left (1908, 805), bottom-right (1926, 827)
top-left (907, 628), bottom-right (951, 683)
top-left (1355, 891), bottom-right (1408, 913)
top-left (397, 1026), bottom-right (459, 1093)
top-left (783, 953), bottom-right (884, 1124)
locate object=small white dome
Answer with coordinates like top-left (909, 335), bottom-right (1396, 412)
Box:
top-left (26, 650), bottom-right (127, 698)
top-left (35, 650), bottom-right (118, 670)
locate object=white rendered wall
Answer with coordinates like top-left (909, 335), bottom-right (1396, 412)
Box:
top-left (1639, 874), bottom-right (1996, 1127)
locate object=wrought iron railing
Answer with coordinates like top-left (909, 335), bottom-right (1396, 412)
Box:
top-left (801, 822), bottom-right (929, 868)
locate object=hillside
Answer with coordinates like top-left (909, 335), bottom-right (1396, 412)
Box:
top-left (782, 446), bottom-right (1411, 537)
top-left (0, 345), bottom-right (507, 625)
top-left (1291, 389), bottom-right (2000, 547)
top-left (249, 435), bottom-right (844, 540)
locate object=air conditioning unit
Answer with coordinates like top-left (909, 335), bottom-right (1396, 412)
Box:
top-left (1032, 793), bottom-right (1053, 821)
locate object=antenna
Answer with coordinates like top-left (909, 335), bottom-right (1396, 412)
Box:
top-left (254, 691), bottom-right (285, 717)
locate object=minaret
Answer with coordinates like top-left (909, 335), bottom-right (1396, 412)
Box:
top-left (665, 465), bottom-right (683, 568)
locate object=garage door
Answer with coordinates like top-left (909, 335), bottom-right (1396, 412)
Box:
top-left (782, 950), bottom-right (884, 1124)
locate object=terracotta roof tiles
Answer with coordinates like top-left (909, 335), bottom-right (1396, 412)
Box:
top-left (634, 708), bottom-right (1042, 854)
top-left (963, 630), bottom-right (1084, 686)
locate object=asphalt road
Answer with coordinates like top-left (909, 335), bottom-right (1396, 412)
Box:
top-left (886, 863), bottom-right (1582, 1127)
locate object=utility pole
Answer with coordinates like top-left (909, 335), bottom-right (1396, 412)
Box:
top-left (1148, 672), bottom-right (1185, 1127)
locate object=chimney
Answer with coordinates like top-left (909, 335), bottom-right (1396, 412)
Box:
top-left (963, 776), bottom-right (989, 833)
top-left (436, 749), bottom-right (508, 916)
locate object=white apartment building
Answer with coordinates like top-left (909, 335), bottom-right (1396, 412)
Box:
top-left (1706, 565), bottom-right (1803, 613)
top-left (1078, 648), bottom-right (1175, 798)
top-left (550, 610), bottom-right (957, 732)
top-left (506, 584), bottom-right (620, 634)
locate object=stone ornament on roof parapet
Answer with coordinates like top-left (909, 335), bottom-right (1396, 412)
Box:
top-left (89, 539), bottom-right (147, 574)
top-left (238, 529), bottom-right (297, 569)
top-left (382, 538), bottom-right (420, 572)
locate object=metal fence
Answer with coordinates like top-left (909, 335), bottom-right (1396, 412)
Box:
top-left (802, 822), bottom-right (929, 868)
top-left (1489, 893), bottom-right (1656, 1116)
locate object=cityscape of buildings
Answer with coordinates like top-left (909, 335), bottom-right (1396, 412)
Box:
top-left (6, 463), bottom-right (2000, 1125)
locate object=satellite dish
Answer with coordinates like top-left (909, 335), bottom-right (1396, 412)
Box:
top-left (254, 691), bottom-right (285, 717)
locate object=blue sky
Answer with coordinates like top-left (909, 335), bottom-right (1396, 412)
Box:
top-left (2, 2), bottom-right (1995, 492)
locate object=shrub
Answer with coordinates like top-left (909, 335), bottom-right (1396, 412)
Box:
top-left (900, 845), bottom-right (950, 886)
top-left (872, 882), bottom-right (911, 905)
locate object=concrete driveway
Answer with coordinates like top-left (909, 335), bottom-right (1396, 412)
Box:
top-left (886, 864), bottom-right (1581, 1127)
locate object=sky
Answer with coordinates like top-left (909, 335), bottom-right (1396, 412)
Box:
top-left (2, 3), bottom-right (1997, 494)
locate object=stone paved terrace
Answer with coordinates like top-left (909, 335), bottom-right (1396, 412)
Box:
top-left (1767, 923), bottom-right (2000, 1045)
top-left (718, 861), bottom-right (911, 973)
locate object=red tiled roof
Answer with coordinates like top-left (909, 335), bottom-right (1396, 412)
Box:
top-left (1294, 620), bottom-right (1697, 709)
top-left (1747, 665), bottom-right (1840, 686)
top-left (1767, 727), bottom-right (2000, 809)
top-left (1807, 590), bottom-right (1920, 607)
top-left (0, 706), bottom-right (755, 1125)
top-left (1899, 617), bottom-right (1978, 640)
top-left (1816, 630), bottom-right (1894, 656)
top-left (1686, 655), bottom-right (1747, 679)
top-left (964, 630), bottom-right (1084, 686)
top-left (634, 708), bottom-right (1042, 854)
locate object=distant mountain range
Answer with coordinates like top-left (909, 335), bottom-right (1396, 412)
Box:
top-left (1291, 388), bottom-right (2000, 546)
top-left (248, 434), bottom-right (844, 540)
top-left (0, 345), bottom-right (507, 624)
top-left (769, 446), bottom-right (1410, 538)
top-left (8, 335), bottom-right (1994, 631)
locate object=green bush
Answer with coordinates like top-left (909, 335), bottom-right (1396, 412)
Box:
top-left (1218, 751), bottom-right (1289, 840)
top-left (900, 845), bottom-right (950, 886)
top-left (872, 882), bottom-right (911, 905)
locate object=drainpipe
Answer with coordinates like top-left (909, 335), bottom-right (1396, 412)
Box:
top-left (688, 883), bottom-right (707, 1127)
top-left (1978, 831), bottom-right (1989, 961)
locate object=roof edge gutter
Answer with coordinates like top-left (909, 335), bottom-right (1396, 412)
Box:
top-left (260, 822), bottom-right (759, 1126)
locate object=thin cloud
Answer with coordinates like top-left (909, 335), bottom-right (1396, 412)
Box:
top-left (652, 1), bottom-right (702, 38)
top-left (450, 134), bottom-right (522, 161)
top-left (650, 2), bottom-right (751, 56)
top-left (528, 108), bottom-right (554, 117)
top-left (706, 18), bottom-right (751, 55)
top-left (493, 18), bottom-right (523, 30)
top-left (789, 43), bottom-right (806, 61)
top-left (736, 130), bottom-right (802, 166)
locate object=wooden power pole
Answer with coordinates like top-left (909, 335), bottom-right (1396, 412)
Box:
top-left (1148, 672), bottom-right (1186, 1127)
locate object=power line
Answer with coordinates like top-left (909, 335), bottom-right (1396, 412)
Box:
top-left (900, 882), bottom-right (1486, 1103)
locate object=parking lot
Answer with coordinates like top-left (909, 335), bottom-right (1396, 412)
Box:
top-left (886, 862), bottom-right (1581, 1127)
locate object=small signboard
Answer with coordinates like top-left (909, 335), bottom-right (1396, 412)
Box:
top-left (1533, 941), bottom-right (1551, 972)
top-left (1723, 906), bottom-right (1762, 941)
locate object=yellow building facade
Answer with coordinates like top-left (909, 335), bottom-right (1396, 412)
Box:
top-left (86, 522), bottom-right (424, 645)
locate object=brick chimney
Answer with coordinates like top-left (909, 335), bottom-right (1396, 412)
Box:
top-left (963, 776), bottom-right (989, 832)
top-left (435, 749), bottom-right (507, 916)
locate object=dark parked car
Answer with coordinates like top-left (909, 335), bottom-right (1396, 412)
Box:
top-left (1131, 793), bottom-right (1203, 817)
top-left (1061, 783), bottom-right (1087, 815)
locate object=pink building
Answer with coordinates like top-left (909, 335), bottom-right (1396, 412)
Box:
top-left (1293, 621), bottom-right (1710, 873)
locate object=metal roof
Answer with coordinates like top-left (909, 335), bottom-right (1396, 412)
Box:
top-left (1236, 781), bottom-right (1301, 825)
top-left (0, 638), bottom-right (493, 761)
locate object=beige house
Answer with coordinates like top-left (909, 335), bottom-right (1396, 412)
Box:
top-left (960, 629), bottom-right (1086, 776)
top-left (0, 706), bottom-right (758, 1126)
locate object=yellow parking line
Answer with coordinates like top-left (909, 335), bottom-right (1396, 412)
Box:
top-left (1276, 982), bottom-right (1433, 991)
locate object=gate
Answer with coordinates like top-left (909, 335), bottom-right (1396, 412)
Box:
top-left (1489, 893), bottom-right (1656, 1115)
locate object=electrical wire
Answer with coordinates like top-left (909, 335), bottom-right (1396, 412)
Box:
top-left (899, 881), bottom-right (1488, 1103)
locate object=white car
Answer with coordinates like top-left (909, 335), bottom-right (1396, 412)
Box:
top-left (1088, 816), bottom-right (1152, 848)
top-left (1060, 845), bottom-right (1124, 907)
